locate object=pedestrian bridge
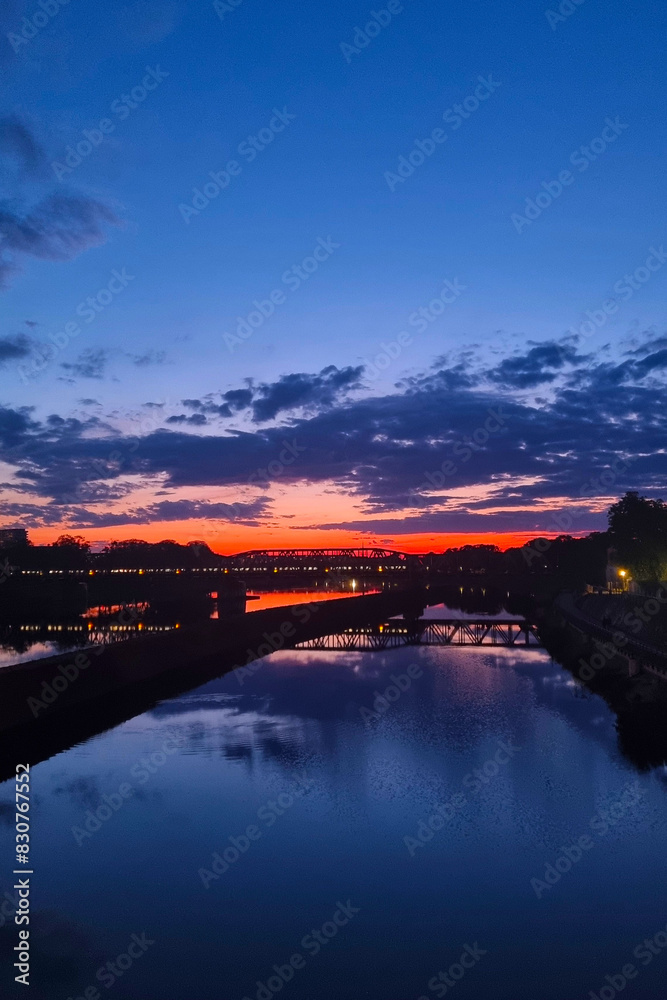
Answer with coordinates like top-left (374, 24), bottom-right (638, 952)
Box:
top-left (296, 617), bottom-right (542, 651)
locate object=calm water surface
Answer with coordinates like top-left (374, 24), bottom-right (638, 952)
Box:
top-left (2, 636), bottom-right (667, 999)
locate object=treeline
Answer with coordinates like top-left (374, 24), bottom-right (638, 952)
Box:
top-left (2, 492), bottom-right (665, 583)
top-left (425, 493), bottom-right (667, 584)
top-left (424, 533), bottom-right (610, 584)
top-left (0, 537), bottom-right (224, 571)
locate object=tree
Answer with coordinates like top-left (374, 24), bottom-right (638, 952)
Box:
top-left (608, 491), bottom-right (667, 581)
top-left (53, 534), bottom-right (90, 551)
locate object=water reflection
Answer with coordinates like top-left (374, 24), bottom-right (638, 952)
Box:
top-left (2, 640), bottom-right (667, 999)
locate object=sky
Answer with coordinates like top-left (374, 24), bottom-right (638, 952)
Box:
top-left (0, 0), bottom-right (666, 553)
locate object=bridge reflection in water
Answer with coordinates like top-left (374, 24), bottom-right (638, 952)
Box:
top-left (296, 617), bottom-right (542, 651)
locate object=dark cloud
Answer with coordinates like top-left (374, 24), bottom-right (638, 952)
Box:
top-left (0, 194), bottom-right (122, 289)
top-left (634, 349), bottom-right (667, 377)
top-left (166, 413), bottom-right (208, 426)
top-left (181, 397), bottom-right (230, 419)
top-left (222, 388), bottom-right (253, 411)
top-left (2, 497), bottom-right (271, 529)
top-left (0, 117), bottom-right (122, 289)
top-left (0, 115), bottom-right (43, 173)
top-left (0, 404), bottom-right (40, 448)
top-left (1, 334), bottom-right (666, 533)
top-left (625, 334), bottom-right (667, 356)
top-left (181, 389), bottom-right (252, 420)
top-left (251, 364), bottom-right (364, 422)
top-left (0, 333), bottom-right (31, 363)
top-left (490, 340), bottom-right (584, 389)
top-left (60, 349), bottom-right (108, 381)
top-left (175, 372), bottom-right (363, 425)
top-left (129, 349), bottom-right (168, 367)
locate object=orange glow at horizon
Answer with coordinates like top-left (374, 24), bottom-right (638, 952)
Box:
top-left (27, 521), bottom-right (578, 554)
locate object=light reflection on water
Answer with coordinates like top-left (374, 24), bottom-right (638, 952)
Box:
top-left (1, 641), bottom-right (667, 999)
top-left (0, 590), bottom-right (374, 666)
top-left (0, 642), bottom-right (79, 668)
top-left (246, 588), bottom-right (381, 610)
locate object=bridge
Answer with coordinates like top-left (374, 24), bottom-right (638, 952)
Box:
top-left (13, 547), bottom-right (416, 577)
top-left (223, 547), bottom-right (415, 575)
top-left (296, 617), bottom-right (542, 650)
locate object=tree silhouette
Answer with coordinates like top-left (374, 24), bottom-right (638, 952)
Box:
top-left (608, 491), bottom-right (667, 581)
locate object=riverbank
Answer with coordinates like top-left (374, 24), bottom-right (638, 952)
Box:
top-left (538, 589), bottom-right (667, 768)
top-left (0, 588), bottom-right (426, 776)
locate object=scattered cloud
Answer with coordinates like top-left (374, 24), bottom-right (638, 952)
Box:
top-left (489, 340), bottom-right (585, 389)
top-left (129, 349), bottom-right (169, 367)
top-left (1, 496), bottom-right (271, 529)
top-left (166, 413), bottom-right (208, 426)
top-left (0, 115), bottom-right (44, 174)
top-left (250, 364), bottom-right (365, 422)
top-left (0, 333), bottom-right (665, 534)
top-left (60, 349), bottom-right (108, 381)
top-left (0, 116), bottom-right (122, 289)
top-left (177, 367), bottom-right (365, 424)
top-left (0, 333), bottom-right (32, 363)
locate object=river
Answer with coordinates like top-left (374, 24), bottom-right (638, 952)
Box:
top-left (1, 606), bottom-right (667, 999)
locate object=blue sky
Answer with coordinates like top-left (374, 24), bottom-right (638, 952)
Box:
top-left (1, 0), bottom-right (666, 548)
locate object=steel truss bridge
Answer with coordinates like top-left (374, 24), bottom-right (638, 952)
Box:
top-left (296, 618), bottom-right (542, 651)
top-left (224, 547), bottom-right (414, 574)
